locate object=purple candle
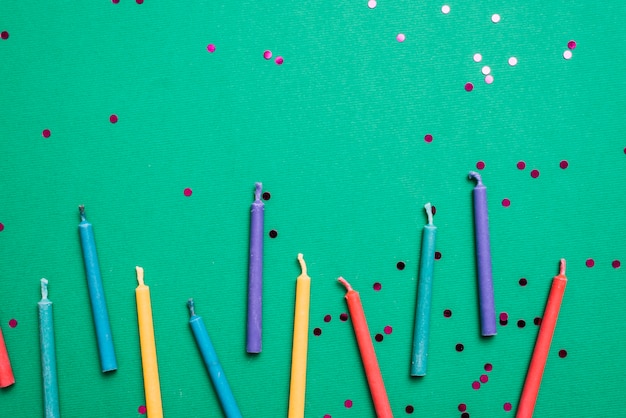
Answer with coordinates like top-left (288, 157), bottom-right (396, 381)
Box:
top-left (247, 182), bottom-right (264, 353)
top-left (469, 172), bottom-right (497, 336)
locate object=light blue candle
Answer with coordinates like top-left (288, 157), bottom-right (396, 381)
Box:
top-left (411, 203), bottom-right (437, 376)
top-left (78, 205), bottom-right (117, 372)
top-left (187, 299), bottom-right (242, 418)
top-left (38, 278), bottom-right (60, 418)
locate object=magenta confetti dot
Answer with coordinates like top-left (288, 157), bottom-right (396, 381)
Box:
top-left (500, 312), bottom-right (509, 321)
top-left (324, 314), bottom-right (331, 322)
top-left (479, 374), bottom-right (488, 383)
top-left (340, 313), bottom-right (349, 321)
top-left (519, 278), bottom-right (527, 286)
top-left (373, 282), bottom-right (382, 291)
top-left (344, 400), bottom-right (353, 408)
top-left (263, 50), bottom-right (272, 60)
top-left (443, 309), bottom-right (452, 318)
top-left (384, 325), bottom-right (392, 334)
top-left (42, 129), bottom-right (51, 138)
top-left (0, 223), bottom-right (4, 232)
top-left (434, 251), bottom-right (442, 260)
top-left (465, 82), bottom-right (474, 92)
top-left (586, 258), bottom-right (595, 268)
top-left (560, 160), bottom-right (569, 169)
top-left (269, 229), bottom-right (278, 238)
top-left (8, 319), bottom-right (17, 328)
top-left (405, 405), bottom-right (414, 414)
top-left (136, 0), bottom-right (143, 4)
top-left (455, 343), bottom-right (464, 352)
top-left (534, 317), bottom-right (542, 326)
top-left (1, 31), bottom-right (8, 40)
top-left (612, 260), bottom-right (621, 268)
top-left (504, 402), bottom-right (512, 412)
top-left (375, 333), bottom-right (383, 342)
top-left (424, 134), bottom-right (433, 143)
top-left (207, 44), bottom-right (215, 53)
top-left (138, 405), bottom-right (146, 414)
top-left (458, 403), bottom-right (467, 412)
top-left (183, 188), bottom-right (192, 197)
top-left (275, 56), bottom-right (284, 65)
top-left (517, 161), bottom-right (526, 170)
top-left (396, 33), bottom-right (406, 43)
top-left (397, 261), bottom-right (405, 270)
top-left (476, 161), bottom-right (485, 170)
top-left (502, 198), bottom-right (511, 207)
top-left (567, 40), bottom-right (576, 50)
top-left (472, 381), bottom-right (481, 390)
top-left (624, 147), bottom-right (626, 154)
top-left (313, 327), bottom-right (322, 336)
top-left (530, 169), bottom-right (540, 178)
top-left (484, 363), bottom-right (493, 372)
top-left (558, 349), bottom-right (568, 358)
top-left (112, 0), bottom-right (119, 3)
top-left (109, 114), bottom-right (118, 124)
top-left (324, 415), bottom-right (331, 418)
top-left (262, 191), bottom-right (271, 200)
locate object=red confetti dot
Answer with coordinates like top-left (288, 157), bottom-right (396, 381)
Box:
top-left (0, 31), bottom-right (8, 40)
top-left (502, 198), bottom-right (510, 207)
top-left (567, 40), bottom-right (576, 50)
top-left (530, 169), bottom-right (540, 178)
top-left (517, 319), bottom-right (526, 328)
top-left (443, 309), bottom-right (452, 318)
top-left (261, 191), bottom-right (271, 200)
top-left (480, 374), bottom-right (488, 383)
top-left (465, 82), bottom-right (474, 92)
top-left (558, 349), bottom-right (568, 358)
top-left (323, 314), bottom-right (331, 322)
top-left (560, 160), bottom-right (569, 169)
top-left (373, 282), bottom-right (382, 291)
top-left (586, 258), bottom-right (595, 268)
top-left (0, 223), bottom-right (4, 232)
top-left (472, 381), bottom-right (481, 390)
top-left (504, 402), bottom-right (512, 412)
top-left (476, 161), bottom-right (485, 170)
top-left (42, 129), bottom-right (51, 138)
top-left (431, 205), bottom-right (436, 215)
top-left (517, 161), bottom-right (526, 170)
top-left (534, 317), bottom-right (542, 326)
top-left (183, 188), bottom-right (192, 197)
top-left (434, 251), bottom-right (442, 260)
top-left (375, 333), bottom-right (383, 342)
top-left (458, 404), bottom-right (467, 412)
top-left (269, 230), bottom-right (278, 238)
top-left (484, 363), bottom-right (493, 372)
top-left (424, 134), bottom-right (433, 143)
top-left (313, 327), bottom-right (322, 336)
top-left (207, 44), bottom-right (215, 53)
top-left (612, 260), bottom-right (621, 268)
top-left (339, 313), bottom-right (349, 321)
top-left (8, 319), bottom-right (17, 328)
top-left (109, 114), bottom-right (118, 124)
top-left (263, 50), bottom-right (272, 60)
top-left (455, 343), bottom-right (464, 352)
top-left (384, 325), bottom-right (392, 334)
top-left (275, 56), bottom-right (284, 65)
top-left (405, 405), bottom-right (414, 414)
top-left (344, 400), bottom-right (353, 408)
top-left (396, 261), bottom-right (405, 270)
top-left (138, 405), bottom-right (146, 414)
top-left (519, 278), bottom-right (527, 286)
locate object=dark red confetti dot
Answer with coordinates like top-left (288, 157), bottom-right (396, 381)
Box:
top-left (534, 317), bottom-right (542, 326)
top-left (504, 402), bottom-right (512, 412)
top-left (455, 343), bottom-right (464, 352)
top-left (472, 381), bottom-right (480, 390)
top-left (461, 413), bottom-right (470, 418)
top-left (313, 328), bottom-right (322, 336)
top-left (42, 129), bottom-right (51, 138)
top-left (586, 258), bottom-right (594, 268)
top-left (465, 82), bottom-right (474, 91)
top-left (0, 223), bottom-right (4, 232)
top-left (8, 319), bottom-right (17, 328)
top-left (530, 169), bottom-right (540, 178)
top-left (262, 192), bottom-right (271, 200)
top-left (269, 230), bottom-right (278, 238)
top-left (558, 349), bottom-right (568, 358)
top-left (431, 205), bottom-right (436, 215)
top-left (500, 319), bottom-right (508, 326)
top-left (519, 278), bottom-right (527, 286)
top-left (458, 403), bottom-right (467, 412)
top-left (1, 31), bottom-right (8, 40)
top-left (340, 313), bottom-right (349, 321)
top-left (517, 319), bottom-right (526, 328)
top-left (560, 160), bottom-right (569, 169)
top-left (109, 114), bottom-right (118, 123)
top-left (183, 188), bottom-right (192, 197)
top-left (138, 406), bottom-right (146, 414)
top-left (373, 282), bottom-right (381, 291)
top-left (405, 405), bottom-right (414, 414)
top-left (384, 325), bottom-right (392, 334)
top-left (434, 251), bottom-right (441, 259)
top-left (344, 400), bottom-right (353, 408)
top-left (502, 198), bottom-right (510, 207)
top-left (476, 161), bottom-right (485, 170)
top-left (443, 309), bottom-right (452, 318)
top-left (517, 161), bottom-right (526, 170)
top-left (375, 333), bottom-right (383, 342)
top-left (612, 260), bottom-right (621, 268)
top-left (397, 261), bottom-right (405, 270)
top-left (480, 374), bottom-right (488, 383)
top-left (323, 315), bottom-right (331, 322)
top-left (484, 363), bottom-right (492, 372)
top-left (424, 134), bottom-right (433, 143)
top-left (500, 312), bottom-right (508, 321)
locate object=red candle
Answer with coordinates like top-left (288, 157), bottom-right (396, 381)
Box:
top-left (0, 324), bottom-right (14, 388)
top-left (338, 277), bottom-right (392, 418)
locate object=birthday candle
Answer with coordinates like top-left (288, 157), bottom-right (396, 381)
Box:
top-left (135, 267), bottom-right (163, 418)
top-left (78, 205), bottom-right (117, 372)
top-left (288, 254), bottom-right (311, 418)
top-left (468, 172), bottom-right (497, 336)
top-left (411, 202), bottom-right (437, 376)
top-left (247, 182), bottom-right (264, 353)
top-left (38, 279), bottom-right (60, 418)
top-left (338, 277), bottom-right (392, 418)
top-left (0, 322), bottom-right (15, 388)
top-left (517, 259), bottom-right (568, 418)
top-left (187, 299), bottom-right (242, 418)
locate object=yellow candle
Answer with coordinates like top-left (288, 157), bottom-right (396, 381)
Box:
top-left (135, 267), bottom-right (163, 418)
top-left (288, 254), bottom-right (311, 418)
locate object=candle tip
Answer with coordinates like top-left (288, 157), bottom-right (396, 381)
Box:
top-left (424, 202), bottom-right (433, 225)
top-left (468, 171), bottom-right (483, 186)
top-left (135, 266), bottom-right (144, 286)
top-left (337, 276), bottom-right (353, 292)
top-left (297, 253), bottom-right (307, 276)
top-left (559, 259), bottom-right (566, 276)
top-left (187, 298), bottom-right (196, 316)
top-left (78, 204), bottom-right (86, 221)
top-left (254, 182), bottom-right (262, 201)
top-left (40, 278), bottom-right (49, 299)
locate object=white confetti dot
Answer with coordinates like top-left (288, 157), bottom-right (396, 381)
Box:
top-left (508, 56), bottom-right (518, 66)
top-left (491, 14), bottom-right (501, 23)
top-left (368, 0), bottom-right (377, 8)
top-left (442, 5), bottom-right (450, 14)
top-left (473, 53), bottom-right (482, 63)
top-left (396, 33), bottom-right (405, 42)
top-left (481, 66), bottom-right (491, 75)
top-left (563, 50), bottom-right (573, 60)
top-left (485, 75), bottom-right (494, 84)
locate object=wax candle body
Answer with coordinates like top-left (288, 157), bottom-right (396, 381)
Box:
top-left (78, 206), bottom-right (117, 372)
top-left (0, 324), bottom-right (15, 388)
top-left (468, 172), bottom-right (497, 336)
top-left (135, 267), bottom-right (163, 418)
top-left (188, 299), bottom-right (242, 418)
top-left (411, 203), bottom-right (437, 376)
top-left (517, 260), bottom-right (568, 418)
top-left (247, 182), bottom-right (264, 353)
top-left (288, 254), bottom-right (311, 418)
top-left (338, 278), bottom-right (392, 418)
top-left (38, 279), bottom-right (60, 418)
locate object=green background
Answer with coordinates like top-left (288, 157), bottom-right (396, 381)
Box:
top-left (1, 1), bottom-right (625, 417)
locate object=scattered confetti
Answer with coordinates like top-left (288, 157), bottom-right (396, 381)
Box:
top-left (0, 223), bottom-right (4, 232)
top-left (472, 381), bottom-right (481, 390)
top-left (207, 44), bottom-right (216, 53)
top-left (275, 56), bottom-right (284, 65)
top-left (263, 50), bottom-right (272, 60)
top-left (567, 40), bottom-right (577, 50)
top-left (269, 229), bottom-right (278, 238)
top-left (519, 278), bottom-right (528, 286)
top-left (183, 188), bottom-right (192, 197)
top-left (313, 328), bottom-right (322, 336)
top-left (491, 14), bottom-right (501, 23)
top-left (344, 400), bottom-right (353, 408)
top-left (383, 325), bottom-right (393, 334)
top-left (559, 160), bottom-right (569, 169)
top-left (485, 75), bottom-right (494, 84)
top-left (441, 5), bottom-right (450, 14)
top-left (563, 50), bottom-right (572, 60)
top-left (396, 261), bottom-right (405, 270)
top-left (373, 282), bottom-right (382, 291)
top-left (324, 314), bottom-right (331, 322)
top-left (558, 349), bottom-right (568, 358)
top-left (443, 309), bottom-right (452, 318)
top-left (42, 129), bottom-right (51, 138)
top-left (481, 66), bottom-right (491, 75)
top-left (424, 134), bottom-right (433, 143)
top-left (8, 319), bottom-right (17, 328)
top-left (473, 53), bottom-right (483, 63)
top-left (612, 260), bottom-right (621, 268)
top-left (517, 161), bottom-right (526, 170)
top-left (368, 0), bottom-right (377, 8)
top-left (464, 82), bottom-right (474, 92)
top-left (586, 258), bottom-right (594, 268)
top-left (504, 402), bottom-right (512, 412)
top-left (502, 198), bottom-right (511, 207)
top-left (1, 31), bottom-right (9, 40)
top-left (396, 33), bottom-right (405, 43)
top-left (476, 161), bottom-right (485, 170)
top-left (138, 405), bottom-right (146, 414)
top-left (508, 56), bottom-right (518, 66)
top-left (530, 169), bottom-right (540, 178)
top-left (109, 114), bottom-right (118, 124)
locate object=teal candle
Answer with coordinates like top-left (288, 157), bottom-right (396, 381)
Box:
top-left (38, 278), bottom-right (60, 418)
top-left (411, 203), bottom-right (437, 376)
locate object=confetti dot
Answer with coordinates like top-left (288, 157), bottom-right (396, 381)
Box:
top-left (344, 400), bottom-right (353, 408)
top-left (464, 82), bottom-right (474, 92)
top-left (534, 317), bottom-right (542, 326)
top-left (434, 251), bottom-right (442, 260)
top-left (500, 312), bottom-right (509, 321)
top-left (375, 333), bottom-right (383, 342)
top-left (263, 50), bottom-right (272, 60)
top-left (472, 381), bottom-right (481, 390)
top-left (502, 198), bottom-right (510, 207)
top-left (517, 319), bottom-right (526, 328)
top-left (441, 5), bottom-right (451, 14)
top-left (384, 325), bottom-right (393, 334)
top-left (508, 57), bottom-right (518, 66)
top-left (136, 0), bottom-right (143, 4)
top-left (324, 415), bottom-right (331, 418)
top-left (519, 278), bottom-right (527, 286)
top-left (324, 315), bottom-right (332, 322)
top-left (563, 50), bottom-right (572, 60)
top-left (455, 343), bottom-right (464, 352)
top-left (560, 160), bottom-right (569, 169)
top-left (558, 349), bottom-right (568, 358)
top-left (1, 31), bottom-right (8, 40)
top-left (396, 33), bottom-right (406, 43)
top-left (313, 327), bottom-right (322, 336)
top-left (443, 309), bottom-right (452, 318)
top-left (613, 260), bottom-right (621, 269)
top-left (138, 405), bottom-right (146, 414)
top-left (0, 223), bottom-right (4, 232)
top-left (262, 191), bottom-right (271, 200)
top-left (473, 53), bottom-right (482, 63)
top-left (567, 40), bottom-right (577, 50)
top-left (491, 14), bottom-right (501, 23)
top-left (8, 319), bottom-right (17, 328)
top-left (42, 129), bottom-right (51, 138)
top-left (461, 413), bottom-right (470, 418)
top-left (480, 374), bottom-right (488, 383)
top-left (504, 402), bottom-right (512, 412)
top-left (586, 258), bottom-right (594, 268)
top-left (405, 405), bottom-right (414, 414)
top-left (275, 56), bottom-right (284, 65)
top-left (397, 261), bottom-right (405, 270)
top-left (530, 169), bottom-right (540, 178)
top-left (183, 188), bottom-right (192, 197)
top-left (340, 313), bottom-right (349, 321)
top-left (484, 363), bottom-right (493, 372)
top-left (485, 75), bottom-right (494, 84)
top-left (112, 0), bottom-right (119, 3)
top-left (424, 134), bottom-right (433, 143)
top-left (207, 44), bottom-right (216, 53)
top-left (269, 229), bottom-right (278, 238)
top-left (481, 66), bottom-right (491, 75)
top-left (373, 282), bottom-right (382, 291)
top-left (109, 114), bottom-right (118, 124)
top-left (476, 161), bottom-right (485, 170)
top-left (517, 161), bottom-right (526, 170)
top-left (368, 0), bottom-right (377, 8)
top-left (431, 205), bottom-right (436, 215)
top-left (458, 403), bottom-right (467, 412)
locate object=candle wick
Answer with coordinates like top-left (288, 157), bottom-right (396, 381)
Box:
top-left (187, 298), bottom-right (196, 317)
top-left (297, 253), bottom-right (307, 276)
top-left (78, 205), bottom-right (86, 222)
top-left (337, 277), bottom-right (353, 292)
top-left (424, 202), bottom-right (433, 225)
top-left (254, 182), bottom-right (262, 201)
top-left (40, 278), bottom-right (49, 299)
top-left (136, 266), bottom-right (145, 286)
top-left (559, 258), bottom-right (566, 276)
top-left (468, 171), bottom-right (483, 186)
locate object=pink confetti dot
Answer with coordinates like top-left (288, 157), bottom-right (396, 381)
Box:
top-left (0, 223), bottom-right (4, 232)
top-left (207, 44), bottom-right (215, 53)
top-left (560, 160), bottom-right (568, 169)
top-left (396, 33), bottom-right (405, 43)
top-left (136, 0), bottom-right (144, 4)
top-left (484, 363), bottom-right (493, 372)
top-left (458, 403), bottom-right (467, 412)
top-left (485, 75), bottom-right (494, 84)
top-left (472, 381), bottom-right (481, 390)
top-left (563, 50), bottom-right (573, 60)
top-left (368, 0), bottom-right (377, 8)
top-left (504, 402), bottom-right (512, 412)
top-left (0, 31), bottom-right (8, 40)
top-left (502, 198), bottom-right (510, 207)
top-left (275, 56), bottom-right (284, 65)
top-left (324, 415), bottom-right (331, 418)
top-left (424, 134), bottom-right (433, 143)
top-left (263, 50), bottom-right (272, 60)
top-left (464, 82), bottom-right (474, 92)
top-left (530, 169), bottom-right (540, 178)
top-left (344, 400), bottom-right (353, 408)
top-left (183, 188), bottom-right (193, 197)
top-left (373, 282), bottom-right (382, 291)
top-left (138, 405), bottom-right (146, 414)
top-left (517, 161), bottom-right (526, 170)
top-left (8, 319), bottom-right (17, 328)
top-left (476, 161), bottom-right (485, 170)
top-left (586, 258), bottom-right (594, 268)
top-left (567, 40), bottom-right (577, 50)
top-left (42, 129), bottom-right (51, 138)
top-left (480, 374), bottom-right (488, 383)
top-left (109, 114), bottom-right (118, 124)
top-left (612, 260), bottom-right (621, 269)
top-left (384, 325), bottom-right (393, 334)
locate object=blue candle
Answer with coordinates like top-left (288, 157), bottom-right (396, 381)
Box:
top-left (38, 279), bottom-right (60, 418)
top-left (468, 172), bottom-right (497, 336)
top-left (411, 203), bottom-right (437, 376)
top-left (187, 299), bottom-right (242, 418)
top-left (78, 205), bottom-right (118, 372)
top-left (247, 183), bottom-right (264, 353)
